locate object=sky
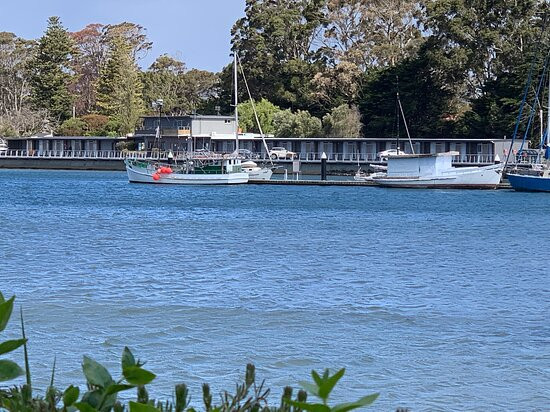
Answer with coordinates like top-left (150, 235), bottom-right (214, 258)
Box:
top-left (0, 0), bottom-right (246, 72)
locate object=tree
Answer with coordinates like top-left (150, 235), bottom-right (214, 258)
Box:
top-left (322, 0), bottom-right (423, 69)
top-left (70, 23), bottom-right (107, 115)
top-left (58, 117), bottom-right (86, 135)
top-left (273, 109), bottom-right (322, 137)
top-left (322, 104), bottom-right (363, 137)
top-left (96, 35), bottom-right (143, 135)
top-left (358, 48), bottom-right (455, 138)
top-left (237, 98), bottom-right (281, 134)
top-left (142, 56), bottom-right (219, 115)
top-left (101, 22), bottom-right (152, 61)
top-left (29, 16), bottom-right (76, 123)
top-left (229, 0), bottom-right (326, 113)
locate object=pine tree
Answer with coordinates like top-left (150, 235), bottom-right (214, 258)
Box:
top-left (96, 35), bottom-right (143, 135)
top-left (29, 16), bottom-right (75, 123)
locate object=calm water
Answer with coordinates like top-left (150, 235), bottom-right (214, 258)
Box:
top-left (1, 169), bottom-right (549, 410)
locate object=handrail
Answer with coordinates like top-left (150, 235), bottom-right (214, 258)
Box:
top-left (0, 149), bottom-right (536, 166)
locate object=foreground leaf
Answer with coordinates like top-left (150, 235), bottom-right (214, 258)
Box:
top-left (0, 296), bottom-right (15, 332)
top-left (0, 338), bottom-right (27, 355)
top-left (285, 399), bottom-right (331, 412)
top-left (331, 394), bottom-right (380, 412)
top-left (299, 381), bottom-right (320, 397)
top-left (0, 359), bottom-right (24, 382)
top-left (63, 385), bottom-right (80, 407)
top-left (318, 368), bottom-right (345, 401)
top-left (82, 356), bottom-right (113, 388)
top-left (105, 383), bottom-right (135, 396)
top-left (129, 401), bottom-right (161, 412)
top-left (123, 366), bottom-right (156, 385)
top-left (122, 346), bottom-right (136, 369)
top-left (74, 402), bottom-right (98, 412)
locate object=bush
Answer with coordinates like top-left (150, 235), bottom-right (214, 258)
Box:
top-left (58, 118), bottom-right (87, 136)
top-left (273, 110), bottom-right (322, 138)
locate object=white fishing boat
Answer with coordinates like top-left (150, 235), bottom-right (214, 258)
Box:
top-left (241, 160), bottom-right (273, 181)
top-left (125, 156), bottom-right (248, 185)
top-left (372, 151), bottom-right (503, 189)
top-left (125, 54), bottom-right (249, 185)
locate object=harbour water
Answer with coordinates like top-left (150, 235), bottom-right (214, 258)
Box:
top-left (1, 169), bottom-right (548, 410)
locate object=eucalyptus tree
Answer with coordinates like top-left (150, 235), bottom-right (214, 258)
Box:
top-left (70, 23), bottom-right (108, 115)
top-left (229, 0), bottom-right (326, 113)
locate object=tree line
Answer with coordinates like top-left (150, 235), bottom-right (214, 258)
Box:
top-left (1, 0), bottom-right (549, 140)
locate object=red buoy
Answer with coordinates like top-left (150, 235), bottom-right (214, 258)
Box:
top-left (152, 173), bottom-right (160, 181)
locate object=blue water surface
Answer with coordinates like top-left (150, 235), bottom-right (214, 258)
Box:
top-left (0, 169), bottom-right (548, 410)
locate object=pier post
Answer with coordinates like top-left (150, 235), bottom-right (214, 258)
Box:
top-left (321, 152), bottom-right (327, 181)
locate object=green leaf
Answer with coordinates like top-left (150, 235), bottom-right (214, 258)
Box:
top-left (318, 368), bottom-right (345, 401)
top-left (331, 394), bottom-right (380, 412)
top-left (74, 402), bottom-right (98, 412)
top-left (129, 401), bottom-right (161, 412)
top-left (0, 359), bottom-right (24, 382)
top-left (311, 370), bottom-right (323, 387)
top-left (299, 381), bottom-right (320, 397)
top-left (0, 292), bottom-right (4, 304)
top-left (0, 338), bottom-right (27, 355)
top-left (105, 383), bottom-right (135, 396)
top-left (63, 385), bottom-right (80, 407)
top-left (285, 399), bottom-right (330, 412)
top-left (121, 346), bottom-right (136, 369)
top-left (82, 356), bottom-right (114, 388)
top-left (0, 296), bottom-right (15, 332)
top-left (123, 366), bottom-right (156, 385)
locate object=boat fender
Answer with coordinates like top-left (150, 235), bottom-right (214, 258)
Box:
top-left (153, 173), bottom-right (160, 181)
top-left (157, 168), bottom-right (163, 174)
top-left (166, 167), bottom-right (173, 174)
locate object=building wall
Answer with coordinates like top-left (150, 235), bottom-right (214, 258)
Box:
top-left (191, 118), bottom-right (235, 135)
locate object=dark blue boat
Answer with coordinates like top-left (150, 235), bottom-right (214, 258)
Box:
top-left (508, 172), bottom-right (550, 192)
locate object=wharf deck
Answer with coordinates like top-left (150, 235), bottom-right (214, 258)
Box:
top-left (251, 179), bottom-right (513, 189)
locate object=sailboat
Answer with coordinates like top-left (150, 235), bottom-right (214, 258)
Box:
top-left (507, 66), bottom-right (550, 192)
top-left (124, 54), bottom-right (249, 185)
top-left (234, 54), bottom-right (274, 181)
top-left (372, 80), bottom-right (503, 188)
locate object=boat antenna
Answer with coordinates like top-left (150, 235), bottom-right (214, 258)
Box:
top-left (396, 76), bottom-right (415, 154)
top-left (233, 52), bottom-right (239, 155)
top-left (237, 53), bottom-right (273, 166)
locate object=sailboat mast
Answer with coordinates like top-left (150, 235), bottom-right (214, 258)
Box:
top-left (234, 53), bottom-right (239, 152)
top-left (547, 73), bottom-right (550, 147)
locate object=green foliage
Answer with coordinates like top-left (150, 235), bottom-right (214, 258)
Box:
top-left (322, 105), bottom-right (363, 137)
top-left (59, 117), bottom-right (87, 136)
top-left (96, 35), bottom-right (144, 135)
top-left (285, 368), bottom-right (378, 412)
top-left (29, 16), bottom-right (76, 122)
top-left (238, 98), bottom-right (281, 134)
top-left (141, 55), bottom-right (219, 116)
top-left (274, 109), bottom-right (322, 138)
top-left (0, 294), bottom-right (26, 383)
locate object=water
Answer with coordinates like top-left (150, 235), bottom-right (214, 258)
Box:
top-left (1, 169), bottom-right (549, 410)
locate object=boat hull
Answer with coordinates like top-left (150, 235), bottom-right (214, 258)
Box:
top-left (246, 167), bottom-right (273, 181)
top-left (373, 164), bottom-right (502, 189)
top-left (507, 173), bottom-right (550, 192)
top-left (126, 161), bottom-right (249, 185)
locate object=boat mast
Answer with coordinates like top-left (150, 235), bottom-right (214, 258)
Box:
top-left (396, 76), bottom-right (415, 155)
top-left (396, 77), bottom-right (400, 155)
top-left (236, 54), bottom-right (273, 166)
top-left (233, 52), bottom-right (239, 153)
